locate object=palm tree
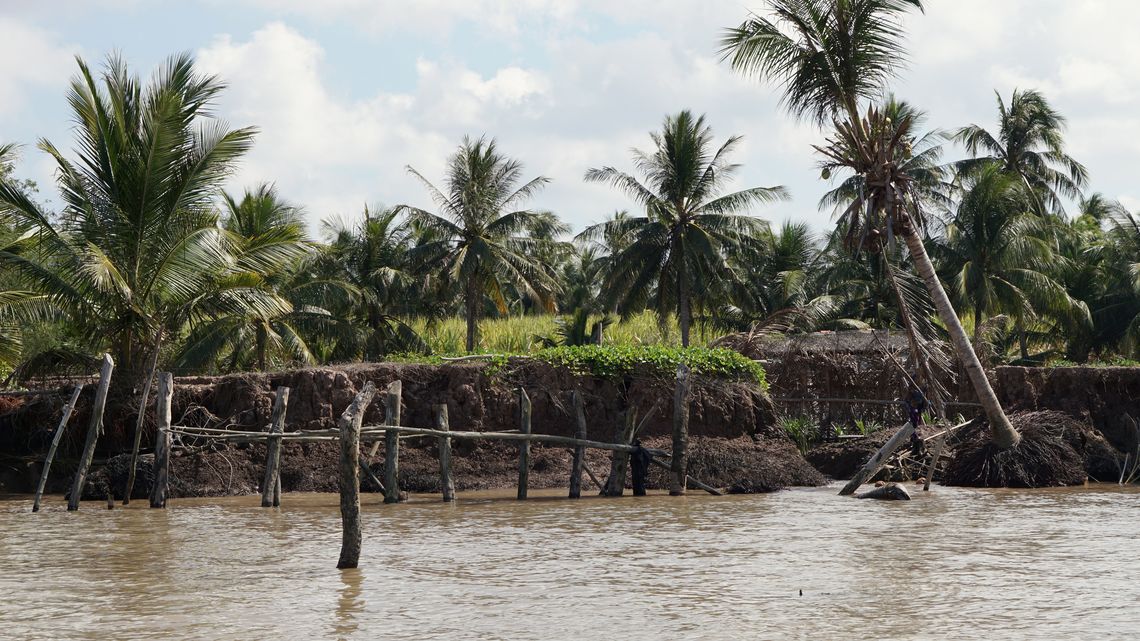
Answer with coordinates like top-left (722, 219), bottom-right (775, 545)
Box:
top-left (721, 0), bottom-right (1022, 447)
top-left (930, 166), bottom-right (1087, 359)
top-left (174, 184), bottom-right (323, 372)
top-left (0, 53), bottom-right (266, 383)
top-left (580, 110), bottom-right (788, 346)
top-left (954, 88), bottom-right (1087, 215)
top-left (398, 136), bottom-right (566, 352)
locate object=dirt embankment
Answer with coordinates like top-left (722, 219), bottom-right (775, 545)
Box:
top-left (1, 360), bottom-right (824, 498)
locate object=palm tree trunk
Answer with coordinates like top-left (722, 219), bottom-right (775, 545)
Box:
top-left (901, 228), bottom-right (1020, 448)
top-left (465, 280), bottom-right (478, 353)
top-left (973, 308), bottom-right (983, 353)
top-left (678, 279), bottom-right (691, 348)
top-left (256, 326), bottom-right (267, 371)
top-left (1016, 317), bottom-right (1029, 360)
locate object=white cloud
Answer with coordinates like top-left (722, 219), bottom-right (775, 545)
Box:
top-left (0, 18), bottom-right (76, 120)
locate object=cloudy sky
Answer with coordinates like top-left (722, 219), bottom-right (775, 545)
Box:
top-left (1, 0), bottom-right (1136, 235)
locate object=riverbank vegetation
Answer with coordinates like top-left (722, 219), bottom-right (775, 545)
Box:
top-left (3, 0), bottom-right (1140, 394)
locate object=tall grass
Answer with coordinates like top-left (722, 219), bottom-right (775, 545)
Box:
top-left (408, 311), bottom-right (723, 355)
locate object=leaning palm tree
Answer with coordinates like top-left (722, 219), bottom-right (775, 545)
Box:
top-left (580, 110), bottom-right (788, 346)
top-left (954, 88), bottom-right (1087, 215)
top-left (0, 53), bottom-right (266, 384)
top-left (398, 137), bottom-right (566, 352)
top-left (721, 0), bottom-right (1021, 447)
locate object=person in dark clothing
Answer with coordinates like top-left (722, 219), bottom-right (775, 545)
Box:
top-left (630, 439), bottom-right (653, 496)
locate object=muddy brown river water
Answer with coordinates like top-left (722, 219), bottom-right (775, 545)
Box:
top-left (2, 483), bottom-right (1138, 640)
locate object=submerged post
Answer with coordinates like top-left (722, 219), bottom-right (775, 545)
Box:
top-left (435, 404), bottom-right (455, 502)
top-left (569, 391), bottom-right (587, 499)
top-left (261, 386), bottom-right (291, 507)
top-left (924, 435), bottom-right (947, 491)
top-left (338, 382), bottom-right (378, 570)
top-left (383, 380), bottom-right (402, 504)
top-left (517, 388), bottom-right (531, 500)
top-left (839, 421), bottom-right (916, 496)
top-left (670, 364), bottom-right (691, 496)
top-left (68, 354), bottom-right (114, 511)
top-left (32, 384), bottom-right (83, 512)
top-left (149, 372), bottom-right (174, 508)
top-left (124, 332), bottom-right (162, 505)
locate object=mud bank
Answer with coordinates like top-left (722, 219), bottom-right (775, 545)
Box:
top-left (2, 360), bottom-right (826, 497)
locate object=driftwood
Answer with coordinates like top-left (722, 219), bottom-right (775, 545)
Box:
top-left (839, 421), bottom-right (915, 496)
top-left (260, 387), bottom-right (290, 507)
top-left (435, 405), bottom-right (455, 502)
top-left (68, 354), bottom-right (114, 511)
top-left (383, 381), bottom-right (402, 504)
top-left (32, 384), bottom-right (83, 512)
top-left (148, 373), bottom-right (174, 508)
top-left (124, 329), bottom-right (162, 505)
top-left (569, 391), bottom-right (587, 499)
top-left (337, 382), bottom-right (377, 570)
top-left (517, 388), bottom-right (531, 500)
top-left (670, 364), bottom-right (691, 496)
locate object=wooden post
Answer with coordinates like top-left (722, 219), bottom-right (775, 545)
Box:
top-left (838, 421), bottom-right (915, 496)
top-left (435, 404), bottom-right (455, 502)
top-left (149, 372), bottom-right (174, 508)
top-left (670, 364), bottom-right (691, 496)
top-left (337, 382), bottom-right (378, 570)
top-left (382, 380), bottom-right (402, 504)
top-left (602, 410), bottom-right (635, 497)
top-left (517, 388), bottom-right (531, 500)
top-left (124, 329), bottom-right (162, 505)
top-left (649, 457), bottom-right (724, 496)
top-left (260, 386), bottom-right (291, 507)
top-left (68, 354), bottom-right (114, 511)
top-left (32, 384), bottom-right (82, 512)
top-left (106, 491), bottom-right (114, 509)
top-left (923, 435), bottom-right (947, 491)
top-left (569, 391), bottom-right (587, 499)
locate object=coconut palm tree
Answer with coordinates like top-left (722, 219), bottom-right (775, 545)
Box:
top-left (720, 0), bottom-right (1021, 447)
top-left (398, 136), bottom-right (566, 352)
top-left (580, 110), bottom-right (788, 346)
top-left (930, 166), bottom-right (1088, 359)
top-left (954, 88), bottom-right (1087, 215)
top-left (0, 53), bottom-right (270, 383)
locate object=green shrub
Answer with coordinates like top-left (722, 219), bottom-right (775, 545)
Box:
top-left (779, 416), bottom-right (817, 454)
top-left (529, 344), bottom-right (767, 389)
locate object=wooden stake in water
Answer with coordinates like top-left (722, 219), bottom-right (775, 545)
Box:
top-left (68, 354), bottom-right (114, 511)
top-left (124, 329), bottom-right (162, 505)
top-left (435, 404), bottom-right (455, 502)
top-left (32, 384), bottom-right (82, 513)
top-left (338, 381), bottom-right (377, 569)
top-left (517, 388), bottom-right (531, 500)
top-left (569, 391), bottom-right (587, 499)
top-left (839, 421), bottom-right (915, 496)
top-left (923, 434), bottom-right (947, 491)
top-left (149, 372), bottom-right (174, 508)
top-left (383, 381), bottom-right (402, 504)
top-left (670, 364), bottom-right (691, 496)
top-left (261, 386), bottom-right (291, 507)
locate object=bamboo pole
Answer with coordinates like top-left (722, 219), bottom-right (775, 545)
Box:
top-left (337, 382), bottom-right (378, 570)
top-left (435, 405), bottom-right (455, 502)
top-left (149, 373), bottom-right (174, 508)
top-left (517, 388), bottom-right (531, 500)
top-left (31, 384), bottom-right (82, 512)
top-left (260, 386), bottom-right (290, 507)
top-left (569, 391), bottom-right (587, 499)
top-left (382, 381), bottom-right (402, 504)
top-left (68, 354), bottom-right (114, 511)
top-left (923, 435), bottom-right (947, 492)
top-left (838, 421), bottom-right (915, 496)
top-left (124, 329), bottom-right (162, 505)
top-left (670, 364), bottom-right (691, 496)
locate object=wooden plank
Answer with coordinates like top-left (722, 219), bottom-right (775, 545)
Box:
top-left (67, 354), bottom-right (114, 511)
top-left (260, 386), bottom-right (290, 507)
top-left (569, 391), bottom-right (586, 499)
top-left (148, 373), bottom-right (174, 508)
top-left (670, 364), bottom-right (691, 496)
top-left (435, 404), bottom-right (455, 502)
top-left (32, 384), bottom-right (83, 512)
top-left (337, 381), bottom-right (377, 569)
top-left (382, 381), bottom-right (402, 504)
top-left (838, 421), bottom-right (915, 496)
top-left (517, 388), bottom-right (531, 500)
